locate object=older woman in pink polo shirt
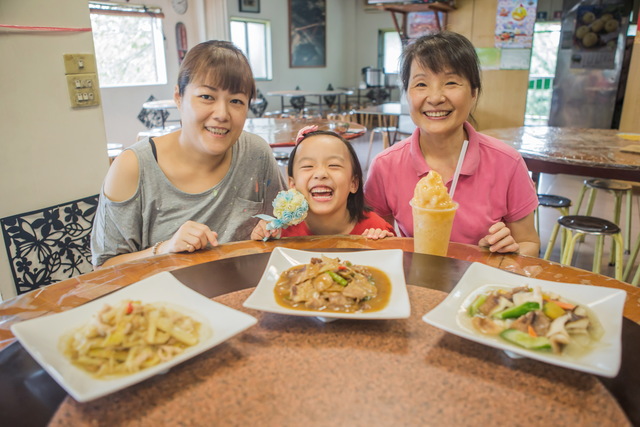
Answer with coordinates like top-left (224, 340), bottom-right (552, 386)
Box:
top-left (364, 31), bottom-right (540, 257)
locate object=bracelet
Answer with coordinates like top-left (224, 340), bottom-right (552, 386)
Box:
top-left (151, 240), bottom-right (165, 256)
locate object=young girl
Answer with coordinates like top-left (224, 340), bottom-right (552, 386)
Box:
top-left (251, 126), bottom-right (394, 240)
top-left (91, 41), bottom-right (286, 268)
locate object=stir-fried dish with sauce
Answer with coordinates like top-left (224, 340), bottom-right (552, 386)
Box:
top-left (466, 286), bottom-right (603, 354)
top-left (274, 256), bottom-right (391, 313)
top-left (62, 300), bottom-right (201, 378)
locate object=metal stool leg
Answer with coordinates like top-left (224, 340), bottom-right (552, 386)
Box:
top-left (561, 232), bottom-right (582, 266)
top-left (558, 207), bottom-right (569, 255)
top-left (573, 185), bottom-right (589, 215)
top-left (609, 192), bottom-right (623, 265)
top-left (543, 222), bottom-right (561, 260)
top-left (612, 233), bottom-right (624, 281)
top-left (585, 187), bottom-right (597, 216)
top-left (631, 262), bottom-right (640, 286)
top-left (623, 231), bottom-right (640, 282)
top-left (625, 189), bottom-right (632, 253)
top-left (593, 235), bottom-right (604, 274)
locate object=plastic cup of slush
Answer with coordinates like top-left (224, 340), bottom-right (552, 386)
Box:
top-left (410, 199), bottom-right (459, 257)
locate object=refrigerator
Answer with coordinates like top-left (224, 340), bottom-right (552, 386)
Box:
top-left (548, 0), bottom-right (631, 128)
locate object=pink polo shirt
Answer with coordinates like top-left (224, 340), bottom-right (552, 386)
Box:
top-left (364, 122), bottom-right (538, 245)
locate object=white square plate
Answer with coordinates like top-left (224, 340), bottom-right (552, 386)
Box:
top-left (422, 262), bottom-right (626, 378)
top-left (243, 248), bottom-right (410, 319)
top-left (11, 272), bottom-right (257, 402)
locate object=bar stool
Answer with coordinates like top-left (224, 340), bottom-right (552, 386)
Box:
top-left (558, 215), bottom-right (624, 280)
top-left (573, 178), bottom-right (633, 255)
top-left (536, 194), bottom-right (571, 260)
top-left (365, 115), bottom-right (398, 169)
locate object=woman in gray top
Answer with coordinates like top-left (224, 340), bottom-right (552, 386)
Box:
top-left (91, 41), bottom-right (286, 267)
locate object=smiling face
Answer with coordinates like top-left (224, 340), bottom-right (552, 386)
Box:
top-left (407, 61), bottom-right (477, 140)
top-left (175, 79), bottom-right (249, 156)
top-left (289, 134), bottom-right (358, 218)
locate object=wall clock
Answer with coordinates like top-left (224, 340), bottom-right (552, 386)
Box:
top-left (172, 0), bottom-right (188, 15)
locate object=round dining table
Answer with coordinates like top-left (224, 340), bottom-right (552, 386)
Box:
top-left (482, 126), bottom-right (640, 184)
top-left (1, 236), bottom-right (639, 426)
top-left (244, 117), bottom-right (366, 148)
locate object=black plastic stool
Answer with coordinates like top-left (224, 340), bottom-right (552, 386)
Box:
top-left (537, 194), bottom-right (572, 260)
top-left (574, 178), bottom-right (632, 255)
top-left (558, 215), bottom-right (623, 280)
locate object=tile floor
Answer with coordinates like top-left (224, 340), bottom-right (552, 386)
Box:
top-left (348, 129), bottom-right (639, 284)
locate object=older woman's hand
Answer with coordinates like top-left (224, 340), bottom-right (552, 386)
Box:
top-left (478, 222), bottom-right (519, 253)
top-left (161, 220), bottom-right (219, 253)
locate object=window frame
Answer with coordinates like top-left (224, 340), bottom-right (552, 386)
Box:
top-left (378, 28), bottom-right (402, 74)
top-left (230, 17), bottom-right (272, 81)
top-left (89, 1), bottom-right (168, 88)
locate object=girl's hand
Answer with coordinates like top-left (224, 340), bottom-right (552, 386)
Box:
top-left (478, 222), bottom-right (519, 253)
top-left (251, 220), bottom-right (282, 241)
top-left (362, 228), bottom-right (395, 240)
top-left (161, 220), bottom-right (218, 254)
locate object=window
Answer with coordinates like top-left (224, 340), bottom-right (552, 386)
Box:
top-left (230, 18), bottom-right (272, 80)
top-left (524, 22), bottom-right (561, 126)
top-left (89, 1), bottom-right (167, 88)
top-left (379, 30), bottom-right (402, 74)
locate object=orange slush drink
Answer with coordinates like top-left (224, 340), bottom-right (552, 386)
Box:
top-left (410, 171), bottom-right (458, 256)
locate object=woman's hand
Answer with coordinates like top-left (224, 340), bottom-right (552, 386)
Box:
top-left (251, 220), bottom-right (281, 241)
top-left (478, 222), bottom-right (519, 254)
top-left (160, 220), bottom-right (219, 254)
top-left (478, 213), bottom-right (540, 257)
top-left (362, 228), bottom-right (395, 240)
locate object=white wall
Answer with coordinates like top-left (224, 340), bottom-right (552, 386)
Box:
top-left (0, 0), bottom-right (109, 300)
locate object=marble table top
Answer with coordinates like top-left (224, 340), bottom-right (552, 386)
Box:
top-left (483, 126), bottom-right (640, 181)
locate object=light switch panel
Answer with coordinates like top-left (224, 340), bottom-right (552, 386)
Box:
top-left (66, 73), bottom-right (100, 108)
top-left (64, 54), bottom-right (100, 108)
top-left (63, 53), bottom-right (97, 74)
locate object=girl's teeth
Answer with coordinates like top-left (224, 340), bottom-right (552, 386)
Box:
top-left (311, 189), bottom-right (333, 199)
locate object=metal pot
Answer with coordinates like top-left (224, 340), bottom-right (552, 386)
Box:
top-left (363, 67), bottom-right (384, 87)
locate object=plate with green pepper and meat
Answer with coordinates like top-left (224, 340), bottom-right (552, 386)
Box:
top-left (243, 248), bottom-right (410, 320)
top-left (423, 262), bottom-right (626, 378)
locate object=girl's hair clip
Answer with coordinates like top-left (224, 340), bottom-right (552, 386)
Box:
top-left (295, 125), bottom-right (318, 145)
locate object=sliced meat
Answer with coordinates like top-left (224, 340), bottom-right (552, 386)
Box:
top-left (342, 275), bottom-right (377, 300)
top-left (290, 280), bottom-right (316, 303)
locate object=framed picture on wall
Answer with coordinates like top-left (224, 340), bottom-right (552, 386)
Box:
top-left (289, 0), bottom-right (326, 68)
top-left (239, 0), bottom-right (260, 13)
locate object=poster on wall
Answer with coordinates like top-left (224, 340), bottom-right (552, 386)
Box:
top-left (289, 0), bottom-right (326, 68)
top-left (494, 0), bottom-right (538, 48)
top-left (406, 12), bottom-right (444, 39)
top-left (175, 22), bottom-right (188, 65)
top-left (570, 3), bottom-right (625, 69)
